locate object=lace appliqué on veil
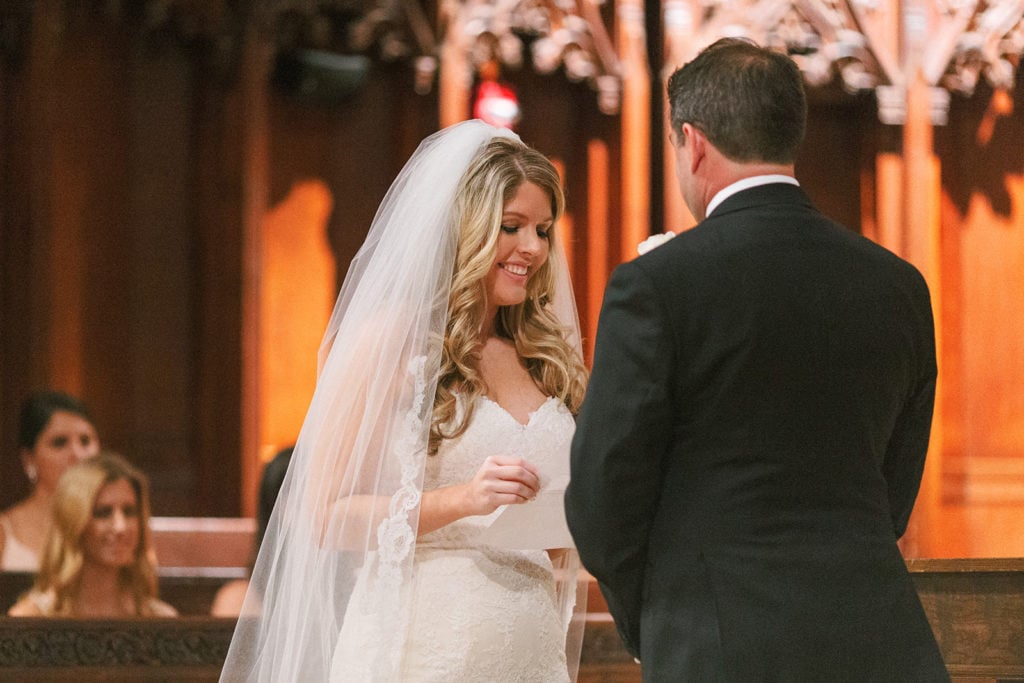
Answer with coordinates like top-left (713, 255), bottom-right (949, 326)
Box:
top-left (371, 354), bottom-right (429, 677)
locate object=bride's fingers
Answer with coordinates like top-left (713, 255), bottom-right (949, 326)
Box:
top-left (465, 456), bottom-right (542, 512)
top-left (481, 475), bottom-right (536, 501)
top-left (470, 475), bottom-right (535, 508)
top-left (485, 455), bottom-right (539, 476)
top-left (482, 456), bottom-right (540, 490)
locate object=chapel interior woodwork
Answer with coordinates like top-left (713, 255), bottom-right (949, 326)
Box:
top-left (1, 0), bottom-right (1023, 559)
top-left (1, 555), bottom-right (1022, 682)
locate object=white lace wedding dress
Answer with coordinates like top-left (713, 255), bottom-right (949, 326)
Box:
top-left (330, 395), bottom-right (575, 682)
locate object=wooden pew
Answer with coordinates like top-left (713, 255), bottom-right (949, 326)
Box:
top-left (0, 617), bottom-right (234, 682)
top-left (1, 548), bottom-right (1019, 681)
top-left (581, 559), bottom-right (1024, 682)
top-left (0, 569), bottom-right (246, 618)
top-left (0, 615), bottom-right (636, 682)
top-left (150, 517), bottom-right (255, 570)
top-left (0, 616), bottom-right (635, 682)
top-left (908, 557), bottom-right (1024, 682)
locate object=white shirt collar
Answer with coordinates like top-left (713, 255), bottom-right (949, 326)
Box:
top-left (705, 175), bottom-right (800, 218)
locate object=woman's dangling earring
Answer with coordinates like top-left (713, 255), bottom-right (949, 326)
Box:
top-left (25, 464), bottom-right (38, 485)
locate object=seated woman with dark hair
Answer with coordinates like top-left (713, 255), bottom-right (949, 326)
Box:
top-left (1, 390), bottom-right (101, 571)
top-left (8, 451), bottom-right (177, 617)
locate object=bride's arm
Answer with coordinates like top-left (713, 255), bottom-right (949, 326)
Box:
top-left (321, 454), bottom-right (539, 544)
top-left (417, 455), bottom-right (540, 536)
top-left (303, 316), bottom-right (421, 549)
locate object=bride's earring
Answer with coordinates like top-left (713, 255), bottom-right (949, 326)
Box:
top-left (25, 464), bottom-right (38, 485)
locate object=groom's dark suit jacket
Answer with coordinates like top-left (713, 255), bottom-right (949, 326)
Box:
top-left (566, 184), bottom-right (948, 681)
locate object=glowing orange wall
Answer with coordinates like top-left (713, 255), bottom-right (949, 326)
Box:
top-left (913, 87), bottom-right (1024, 558)
top-left (258, 181), bottom-right (336, 467)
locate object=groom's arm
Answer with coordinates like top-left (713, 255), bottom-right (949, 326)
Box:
top-left (565, 260), bottom-right (675, 658)
top-left (882, 276), bottom-right (937, 539)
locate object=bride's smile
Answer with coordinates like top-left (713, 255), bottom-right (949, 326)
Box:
top-left (486, 180), bottom-right (552, 309)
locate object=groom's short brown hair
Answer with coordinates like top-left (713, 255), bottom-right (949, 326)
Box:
top-left (667, 37), bottom-right (806, 164)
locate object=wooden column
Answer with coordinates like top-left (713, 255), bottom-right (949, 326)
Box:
top-left (899, 68), bottom-right (945, 558)
top-left (192, 13), bottom-right (267, 517)
top-left (660, 0), bottom-right (696, 234)
top-left (27, 0), bottom-right (83, 392)
top-left (616, 0), bottom-right (650, 260)
top-left (238, 19), bottom-right (272, 518)
top-left (586, 138), bottom-right (611, 362)
top-left (438, 3), bottom-right (471, 128)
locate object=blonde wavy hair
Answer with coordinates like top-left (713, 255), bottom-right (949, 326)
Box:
top-left (31, 451), bottom-right (161, 615)
top-left (430, 137), bottom-right (588, 452)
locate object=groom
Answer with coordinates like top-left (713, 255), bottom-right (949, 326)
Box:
top-left (565, 38), bottom-right (948, 680)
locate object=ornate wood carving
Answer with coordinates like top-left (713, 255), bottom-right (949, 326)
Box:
top-left (842, 0), bottom-right (1024, 124)
top-left (28, 0), bottom-right (611, 109)
top-left (661, 0), bottom-right (1024, 125)
top-left (939, 0), bottom-right (1024, 94)
top-left (348, 0), bottom-right (439, 92)
top-left (908, 557), bottom-right (1024, 679)
top-left (2, 2), bottom-right (437, 90)
top-left (0, 618), bottom-right (233, 669)
top-left (440, 0), bottom-right (623, 114)
top-left (9, 2), bottom-right (1023, 117)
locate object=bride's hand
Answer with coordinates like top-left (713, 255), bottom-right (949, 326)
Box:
top-left (417, 456), bottom-right (540, 536)
top-left (462, 455), bottom-right (540, 515)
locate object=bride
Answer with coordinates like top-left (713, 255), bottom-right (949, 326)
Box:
top-left (220, 120), bottom-right (589, 681)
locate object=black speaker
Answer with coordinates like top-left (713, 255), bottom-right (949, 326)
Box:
top-left (272, 49), bottom-right (370, 105)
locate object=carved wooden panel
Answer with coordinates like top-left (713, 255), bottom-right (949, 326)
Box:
top-left (2, 561), bottom-right (1022, 682)
top-left (0, 617), bottom-right (233, 675)
top-left (661, 0), bottom-right (1024, 125)
top-left (0, 614), bottom-right (640, 681)
top-left (908, 558), bottom-right (1024, 680)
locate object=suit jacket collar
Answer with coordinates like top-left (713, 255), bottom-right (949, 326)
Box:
top-left (707, 182), bottom-right (815, 220)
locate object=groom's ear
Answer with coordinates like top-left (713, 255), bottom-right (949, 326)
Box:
top-left (682, 123), bottom-right (707, 174)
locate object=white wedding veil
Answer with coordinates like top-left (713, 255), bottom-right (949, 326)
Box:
top-left (220, 119), bottom-right (587, 681)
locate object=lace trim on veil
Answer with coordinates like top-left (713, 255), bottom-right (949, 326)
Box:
top-left (371, 355), bottom-right (428, 676)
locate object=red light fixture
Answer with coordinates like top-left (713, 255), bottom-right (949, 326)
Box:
top-left (473, 60), bottom-right (521, 129)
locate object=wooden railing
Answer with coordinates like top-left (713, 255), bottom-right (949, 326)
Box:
top-left (0, 617), bottom-right (233, 682)
top-left (908, 557), bottom-right (1024, 682)
top-left (149, 517), bottom-right (255, 570)
top-left (1, 519), bottom-right (1020, 683)
top-left (0, 569), bottom-right (246, 618)
top-left (0, 615), bottom-right (636, 682)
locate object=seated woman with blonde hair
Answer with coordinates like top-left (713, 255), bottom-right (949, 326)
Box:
top-left (8, 451), bottom-right (177, 617)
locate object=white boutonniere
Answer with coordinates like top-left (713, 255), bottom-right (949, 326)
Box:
top-left (637, 231), bottom-right (676, 255)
